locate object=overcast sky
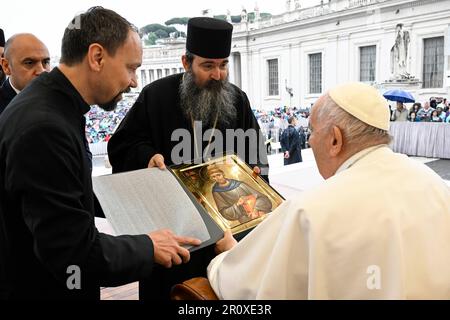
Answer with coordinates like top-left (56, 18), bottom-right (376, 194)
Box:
top-left (1, 1), bottom-right (319, 56)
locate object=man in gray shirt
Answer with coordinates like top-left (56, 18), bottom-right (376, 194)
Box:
top-left (391, 102), bottom-right (408, 121)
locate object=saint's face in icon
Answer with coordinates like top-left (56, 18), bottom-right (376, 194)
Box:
top-left (206, 164), bottom-right (272, 224)
top-left (209, 171), bottom-right (228, 185)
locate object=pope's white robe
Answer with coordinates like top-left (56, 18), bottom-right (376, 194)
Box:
top-left (207, 146), bottom-right (450, 299)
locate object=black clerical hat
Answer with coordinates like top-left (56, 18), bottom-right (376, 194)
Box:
top-left (0, 28), bottom-right (5, 47)
top-left (186, 17), bottom-right (233, 59)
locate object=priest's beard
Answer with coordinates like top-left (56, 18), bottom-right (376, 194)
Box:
top-left (180, 70), bottom-right (236, 128)
top-left (98, 87), bottom-right (131, 112)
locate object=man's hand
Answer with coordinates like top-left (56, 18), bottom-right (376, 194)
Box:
top-left (148, 229), bottom-right (201, 268)
top-left (148, 154), bottom-right (166, 170)
top-left (252, 166), bottom-right (261, 179)
top-left (214, 230), bottom-right (237, 255)
top-left (284, 151), bottom-right (290, 159)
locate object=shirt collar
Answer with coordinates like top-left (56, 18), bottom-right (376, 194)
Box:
top-left (49, 67), bottom-right (91, 115)
top-left (335, 144), bottom-right (387, 175)
top-left (8, 78), bottom-right (20, 94)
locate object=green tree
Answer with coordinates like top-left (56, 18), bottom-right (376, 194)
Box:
top-left (144, 33), bottom-right (157, 46)
top-left (165, 17), bottom-right (190, 25)
top-left (155, 29), bottom-right (169, 38)
top-left (140, 24), bottom-right (177, 37)
top-left (165, 26), bottom-right (178, 34)
top-left (141, 23), bottom-right (166, 34)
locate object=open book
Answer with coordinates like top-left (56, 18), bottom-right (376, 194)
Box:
top-left (92, 155), bottom-right (284, 251)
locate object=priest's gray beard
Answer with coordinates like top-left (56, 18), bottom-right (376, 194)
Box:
top-left (180, 70), bottom-right (237, 128)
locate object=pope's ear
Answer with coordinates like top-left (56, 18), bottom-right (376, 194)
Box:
top-left (330, 125), bottom-right (343, 157)
top-left (87, 43), bottom-right (105, 72)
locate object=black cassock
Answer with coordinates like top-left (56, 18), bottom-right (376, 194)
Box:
top-left (0, 68), bottom-right (154, 300)
top-left (108, 73), bottom-right (269, 300)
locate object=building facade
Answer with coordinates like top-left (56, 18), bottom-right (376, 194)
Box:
top-left (138, 37), bottom-right (186, 89)
top-left (138, 0), bottom-right (450, 110)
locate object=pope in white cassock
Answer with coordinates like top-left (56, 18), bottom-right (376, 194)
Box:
top-left (207, 82), bottom-right (450, 299)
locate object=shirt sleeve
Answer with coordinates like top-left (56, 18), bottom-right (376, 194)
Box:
top-left (207, 251), bottom-right (229, 299)
top-left (207, 200), bottom-right (309, 299)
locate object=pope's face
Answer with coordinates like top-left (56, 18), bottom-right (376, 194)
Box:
top-left (189, 55), bottom-right (229, 88)
top-left (309, 97), bottom-right (335, 179)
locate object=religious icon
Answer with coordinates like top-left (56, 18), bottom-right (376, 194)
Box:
top-left (171, 155), bottom-right (284, 235)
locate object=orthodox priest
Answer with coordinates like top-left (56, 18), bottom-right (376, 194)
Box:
top-left (108, 17), bottom-right (268, 177)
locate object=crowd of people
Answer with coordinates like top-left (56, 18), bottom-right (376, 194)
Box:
top-left (390, 97), bottom-right (450, 123)
top-left (84, 95), bottom-right (450, 147)
top-left (254, 107), bottom-right (310, 146)
top-left (85, 97), bottom-right (136, 144)
top-left (84, 100), bottom-right (318, 152)
top-left (252, 107), bottom-right (311, 166)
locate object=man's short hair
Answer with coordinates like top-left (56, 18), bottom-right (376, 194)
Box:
top-left (60, 6), bottom-right (137, 66)
top-left (288, 116), bottom-right (296, 125)
top-left (3, 37), bottom-right (14, 59)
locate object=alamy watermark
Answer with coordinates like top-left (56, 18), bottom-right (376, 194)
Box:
top-left (366, 265), bottom-right (381, 290)
top-left (67, 13), bottom-right (82, 30)
top-left (66, 265), bottom-right (81, 290)
top-left (171, 121), bottom-right (269, 175)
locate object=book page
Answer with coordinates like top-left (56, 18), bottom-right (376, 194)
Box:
top-left (92, 169), bottom-right (211, 243)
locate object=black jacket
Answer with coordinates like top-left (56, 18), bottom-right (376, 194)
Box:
top-left (0, 68), bottom-right (154, 300)
top-left (280, 125), bottom-right (303, 165)
top-left (0, 78), bottom-right (17, 115)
